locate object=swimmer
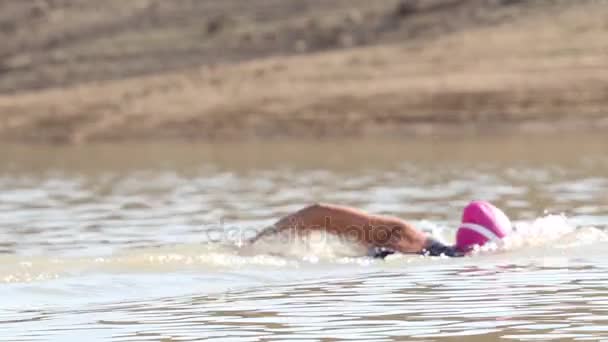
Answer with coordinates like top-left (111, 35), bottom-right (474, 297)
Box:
top-left (249, 200), bottom-right (512, 258)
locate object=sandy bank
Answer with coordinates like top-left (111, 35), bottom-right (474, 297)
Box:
top-left (0, 0), bottom-right (607, 143)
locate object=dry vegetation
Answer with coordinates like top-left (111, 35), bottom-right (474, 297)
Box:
top-left (0, 0), bottom-right (607, 143)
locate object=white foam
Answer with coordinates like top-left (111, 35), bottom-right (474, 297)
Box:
top-left (467, 214), bottom-right (608, 256)
top-left (242, 230), bottom-right (370, 260)
top-left (2, 215), bottom-right (607, 284)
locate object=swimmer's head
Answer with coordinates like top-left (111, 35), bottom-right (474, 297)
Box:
top-left (455, 200), bottom-right (512, 252)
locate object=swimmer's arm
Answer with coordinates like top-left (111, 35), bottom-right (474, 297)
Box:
top-left (259, 203), bottom-right (428, 253)
top-left (367, 212), bottom-right (429, 253)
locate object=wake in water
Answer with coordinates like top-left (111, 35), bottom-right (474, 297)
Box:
top-left (1, 215), bottom-right (607, 284)
top-left (475, 214), bottom-right (608, 254)
top-left (241, 214), bottom-right (608, 259)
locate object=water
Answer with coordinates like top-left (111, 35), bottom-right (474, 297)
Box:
top-left (1, 135), bottom-right (608, 341)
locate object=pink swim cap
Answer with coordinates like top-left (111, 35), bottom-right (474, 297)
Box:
top-left (455, 201), bottom-right (512, 252)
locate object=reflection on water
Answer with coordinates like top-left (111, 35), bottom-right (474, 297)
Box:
top-left (4, 262), bottom-right (608, 341)
top-left (0, 135), bottom-right (607, 341)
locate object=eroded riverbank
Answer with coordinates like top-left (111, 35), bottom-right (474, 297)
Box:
top-left (0, 0), bottom-right (607, 143)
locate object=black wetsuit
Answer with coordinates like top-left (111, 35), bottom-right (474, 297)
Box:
top-left (371, 239), bottom-right (464, 258)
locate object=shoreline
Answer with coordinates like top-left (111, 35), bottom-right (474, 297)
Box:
top-left (1, 0), bottom-right (607, 144)
top-left (1, 118), bottom-right (606, 145)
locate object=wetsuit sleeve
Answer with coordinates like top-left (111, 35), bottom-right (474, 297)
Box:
top-left (422, 239), bottom-right (464, 257)
top-left (371, 239), bottom-right (464, 259)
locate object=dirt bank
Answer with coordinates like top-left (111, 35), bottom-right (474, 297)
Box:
top-left (0, 0), bottom-right (607, 143)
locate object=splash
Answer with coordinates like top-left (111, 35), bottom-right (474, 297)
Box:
top-left (1, 215), bottom-right (607, 284)
top-left (241, 230), bottom-right (370, 260)
top-left (472, 214), bottom-right (608, 255)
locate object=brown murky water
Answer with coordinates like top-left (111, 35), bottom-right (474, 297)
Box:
top-left (1, 135), bottom-right (608, 341)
